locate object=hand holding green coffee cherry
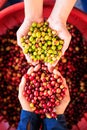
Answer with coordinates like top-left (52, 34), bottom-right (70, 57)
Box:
top-left (20, 21), bottom-right (64, 65)
top-left (17, 18), bottom-right (43, 65)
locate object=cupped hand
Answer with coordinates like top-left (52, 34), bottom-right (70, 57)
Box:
top-left (45, 18), bottom-right (71, 72)
top-left (18, 64), bottom-right (41, 112)
top-left (17, 17), bottom-right (43, 65)
top-left (53, 69), bottom-right (70, 115)
top-left (46, 69), bottom-right (70, 118)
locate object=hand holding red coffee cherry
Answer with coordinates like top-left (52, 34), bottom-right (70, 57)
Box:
top-left (18, 64), bottom-right (41, 112)
top-left (46, 69), bottom-right (70, 118)
top-left (53, 69), bottom-right (70, 115)
top-left (18, 63), bottom-right (70, 118)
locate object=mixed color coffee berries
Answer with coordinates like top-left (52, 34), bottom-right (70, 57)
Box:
top-left (0, 24), bottom-right (86, 129)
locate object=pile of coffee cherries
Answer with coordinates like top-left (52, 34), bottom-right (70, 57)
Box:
top-left (57, 24), bottom-right (87, 128)
top-left (23, 63), bottom-right (66, 118)
top-left (0, 28), bottom-right (30, 129)
top-left (21, 21), bottom-right (64, 64)
top-left (0, 24), bottom-right (87, 129)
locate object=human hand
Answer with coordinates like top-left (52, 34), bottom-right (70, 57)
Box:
top-left (17, 17), bottom-right (43, 65)
top-left (53, 69), bottom-right (70, 115)
top-left (45, 18), bottom-right (71, 72)
top-left (46, 69), bottom-right (70, 118)
top-left (18, 64), bottom-right (40, 112)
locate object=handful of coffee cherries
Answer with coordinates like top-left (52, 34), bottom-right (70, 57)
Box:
top-left (23, 63), bottom-right (67, 118)
top-left (21, 21), bottom-right (66, 118)
top-left (21, 21), bottom-right (64, 64)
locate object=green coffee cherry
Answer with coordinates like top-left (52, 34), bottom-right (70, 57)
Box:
top-left (23, 48), bottom-right (29, 54)
top-left (21, 21), bottom-right (64, 64)
top-left (32, 22), bottom-right (37, 27)
top-left (59, 40), bottom-right (64, 44)
top-left (52, 45), bottom-right (56, 50)
top-left (36, 32), bottom-right (41, 38)
top-left (58, 45), bottom-right (63, 50)
top-left (20, 37), bottom-right (24, 43)
top-left (29, 27), bottom-right (34, 32)
top-left (44, 35), bottom-right (50, 41)
top-left (21, 42), bottom-right (26, 47)
top-left (29, 36), bottom-right (34, 42)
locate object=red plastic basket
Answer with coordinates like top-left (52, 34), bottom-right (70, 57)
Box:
top-left (0, 1), bottom-right (87, 130)
top-left (0, 1), bottom-right (87, 39)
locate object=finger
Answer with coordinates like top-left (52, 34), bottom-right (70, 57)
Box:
top-left (25, 54), bottom-right (39, 65)
top-left (53, 69), bottom-right (62, 77)
top-left (16, 33), bottom-right (22, 49)
top-left (61, 34), bottom-right (71, 55)
top-left (16, 19), bottom-right (30, 48)
top-left (19, 76), bottom-right (26, 89)
top-left (47, 62), bottom-right (57, 73)
top-left (65, 85), bottom-right (70, 97)
top-left (25, 54), bottom-right (32, 64)
top-left (53, 69), bottom-right (68, 88)
top-left (50, 60), bottom-right (58, 67)
top-left (27, 67), bottom-right (34, 75)
top-left (62, 36), bottom-right (71, 55)
top-left (45, 60), bottom-right (59, 73)
top-left (45, 62), bottom-right (47, 66)
top-left (19, 67), bottom-right (34, 98)
top-left (62, 78), bottom-right (67, 87)
top-left (62, 83), bottom-right (70, 104)
top-left (45, 62), bottom-right (53, 72)
top-left (34, 64), bottom-right (41, 71)
top-left (16, 29), bottom-right (24, 49)
top-left (19, 76), bottom-right (26, 96)
top-left (45, 113), bottom-right (51, 118)
top-left (48, 64), bottom-right (54, 73)
top-left (58, 28), bottom-right (71, 56)
top-left (53, 69), bottom-right (65, 83)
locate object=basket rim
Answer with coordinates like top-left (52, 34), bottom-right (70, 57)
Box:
top-left (0, 2), bottom-right (24, 19)
top-left (0, 2), bottom-right (87, 39)
top-left (0, 2), bottom-right (87, 21)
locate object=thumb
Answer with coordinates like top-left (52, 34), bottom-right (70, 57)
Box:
top-left (59, 31), bottom-right (71, 56)
top-left (25, 54), bottom-right (39, 65)
top-left (19, 76), bottom-right (26, 97)
top-left (16, 19), bottom-right (31, 48)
